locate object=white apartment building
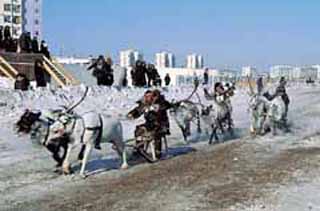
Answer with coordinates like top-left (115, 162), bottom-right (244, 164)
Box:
top-left (120, 49), bottom-right (143, 67)
top-left (186, 54), bottom-right (204, 69)
top-left (0, 0), bottom-right (23, 38)
top-left (299, 66), bottom-right (318, 80)
top-left (241, 66), bottom-right (257, 78)
top-left (270, 65), bottom-right (293, 79)
top-left (312, 65), bottom-right (320, 80)
top-left (155, 51), bottom-right (175, 68)
top-left (0, 0), bottom-right (42, 39)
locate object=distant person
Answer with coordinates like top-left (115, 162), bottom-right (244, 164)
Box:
top-left (203, 68), bottom-right (209, 85)
top-left (5, 38), bottom-right (16, 52)
top-left (31, 37), bottom-right (39, 53)
top-left (164, 73), bottom-right (171, 86)
top-left (105, 57), bottom-right (114, 86)
top-left (25, 32), bottom-right (32, 53)
top-left (193, 76), bottom-right (200, 88)
top-left (18, 32), bottom-right (27, 53)
top-left (146, 64), bottom-right (154, 87)
top-left (256, 77), bottom-right (264, 94)
top-left (132, 60), bottom-right (147, 87)
top-left (40, 40), bottom-right (51, 59)
top-left (4, 26), bottom-right (11, 41)
top-left (0, 26), bottom-right (3, 51)
top-left (274, 77), bottom-right (290, 122)
top-left (87, 55), bottom-right (113, 86)
top-left (34, 60), bottom-right (47, 87)
top-left (14, 73), bottom-right (30, 91)
top-left (3, 26), bottom-right (12, 52)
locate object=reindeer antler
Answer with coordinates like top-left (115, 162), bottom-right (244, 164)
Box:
top-left (65, 86), bottom-right (89, 113)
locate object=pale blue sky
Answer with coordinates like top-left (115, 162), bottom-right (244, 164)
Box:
top-left (43, 0), bottom-right (320, 69)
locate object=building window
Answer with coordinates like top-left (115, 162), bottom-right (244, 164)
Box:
top-left (35, 8), bottom-right (39, 14)
top-left (35, 31), bottom-right (39, 36)
top-left (13, 16), bottom-right (21, 24)
top-left (35, 19), bottom-right (39, 25)
top-left (4, 4), bottom-right (11, 12)
top-left (4, 16), bottom-right (11, 23)
top-left (13, 5), bottom-right (21, 13)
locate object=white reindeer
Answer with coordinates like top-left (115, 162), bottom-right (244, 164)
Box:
top-left (247, 81), bottom-right (286, 136)
top-left (44, 111), bottom-right (129, 178)
top-left (170, 100), bottom-right (201, 142)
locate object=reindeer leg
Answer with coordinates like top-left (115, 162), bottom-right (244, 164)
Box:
top-left (62, 144), bottom-right (73, 175)
top-left (209, 125), bottom-right (219, 145)
top-left (163, 136), bottom-right (168, 154)
top-left (79, 144), bottom-right (92, 178)
top-left (150, 141), bottom-right (157, 161)
top-left (196, 112), bottom-right (202, 133)
top-left (112, 139), bottom-right (129, 169)
top-left (78, 144), bottom-right (86, 163)
top-left (272, 121), bottom-right (277, 136)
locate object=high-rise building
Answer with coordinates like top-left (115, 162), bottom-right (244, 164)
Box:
top-left (0, 0), bottom-right (42, 39)
top-left (120, 49), bottom-right (143, 67)
top-left (23, 0), bottom-right (42, 39)
top-left (155, 51), bottom-right (175, 68)
top-left (186, 54), bottom-right (204, 69)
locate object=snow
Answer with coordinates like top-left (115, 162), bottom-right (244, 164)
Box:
top-left (0, 79), bottom-right (320, 209)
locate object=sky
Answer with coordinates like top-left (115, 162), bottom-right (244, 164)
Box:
top-left (43, 0), bottom-right (320, 70)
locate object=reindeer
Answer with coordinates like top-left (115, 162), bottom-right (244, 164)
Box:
top-left (16, 87), bottom-right (129, 178)
top-left (45, 111), bottom-right (128, 177)
top-left (170, 100), bottom-right (201, 143)
top-left (247, 78), bottom-right (286, 136)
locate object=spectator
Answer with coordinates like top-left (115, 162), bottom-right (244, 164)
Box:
top-left (6, 39), bottom-right (17, 52)
top-left (256, 77), bottom-right (264, 94)
top-left (0, 26), bottom-right (3, 50)
top-left (87, 55), bottom-right (114, 86)
top-left (25, 32), bottom-right (32, 53)
top-left (31, 37), bottom-right (39, 53)
top-left (203, 68), bottom-right (209, 85)
top-left (105, 57), bottom-right (114, 86)
top-left (146, 64), bottom-right (154, 87)
top-left (132, 60), bottom-right (147, 87)
top-left (40, 40), bottom-right (51, 59)
top-left (14, 73), bottom-right (30, 91)
top-left (4, 26), bottom-right (11, 41)
top-left (34, 60), bottom-right (47, 87)
top-left (154, 73), bottom-right (162, 87)
top-left (164, 73), bottom-right (171, 86)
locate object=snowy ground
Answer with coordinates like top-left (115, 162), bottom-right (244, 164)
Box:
top-left (0, 80), bottom-right (320, 210)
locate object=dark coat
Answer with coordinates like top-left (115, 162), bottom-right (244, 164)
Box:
top-left (164, 75), bottom-right (171, 86)
top-left (35, 63), bottom-right (47, 87)
top-left (88, 62), bottom-right (114, 86)
top-left (14, 77), bottom-right (30, 91)
top-left (31, 39), bottom-right (39, 53)
top-left (203, 72), bottom-right (209, 85)
top-left (133, 65), bottom-right (147, 87)
top-left (40, 44), bottom-right (51, 59)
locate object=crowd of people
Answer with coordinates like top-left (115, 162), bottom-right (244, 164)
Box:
top-left (130, 61), bottom-right (163, 87)
top-left (0, 26), bottom-right (51, 59)
top-left (87, 55), bottom-right (172, 88)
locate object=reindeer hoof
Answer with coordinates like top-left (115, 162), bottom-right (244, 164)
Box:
top-left (80, 174), bottom-right (87, 179)
top-left (121, 163), bottom-right (129, 170)
top-left (63, 166), bottom-right (73, 175)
